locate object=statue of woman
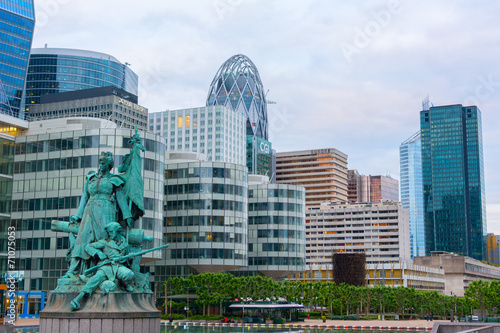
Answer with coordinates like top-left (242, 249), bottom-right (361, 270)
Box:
top-left (62, 152), bottom-right (132, 278)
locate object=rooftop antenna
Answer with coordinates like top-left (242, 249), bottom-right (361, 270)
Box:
top-left (265, 89), bottom-right (277, 104)
top-left (422, 95), bottom-right (430, 111)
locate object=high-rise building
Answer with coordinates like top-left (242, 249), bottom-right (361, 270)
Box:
top-left (207, 54), bottom-right (268, 141)
top-left (347, 172), bottom-right (399, 203)
top-left (347, 170), bottom-right (361, 202)
top-left (485, 234), bottom-right (500, 266)
top-left (25, 48), bottom-right (138, 106)
top-left (305, 201), bottom-right (411, 266)
top-left (240, 175), bottom-right (305, 278)
top-left (0, 113), bottom-right (28, 283)
top-left (149, 106), bottom-right (246, 164)
top-left (421, 104), bottom-right (487, 260)
top-left (25, 86), bottom-right (148, 130)
top-left (400, 131), bottom-right (425, 258)
top-left (366, 175), bottom-right (399, 202)
top-left (206, 54), bottom-right (272, 176)
top-left (276, 148), bottom-right (348, 206)
top-left (246, 136), bottom-right (272, 176)
top-left (0, 0), bottom-right (35, 119)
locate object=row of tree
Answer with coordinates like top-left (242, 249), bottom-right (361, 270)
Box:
top-left (165, 273), bottom-right (499, 318)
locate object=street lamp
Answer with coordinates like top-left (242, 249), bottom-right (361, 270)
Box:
top-left (450, 291), bottom-right (457, 322)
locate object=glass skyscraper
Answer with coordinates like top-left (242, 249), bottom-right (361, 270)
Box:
top-left (0, 0), bottom-right (35, 119)
top-left (25, 48), bottom-right (138, 105)
top-left (206, 54), bottom-right (268, 141)
top-left (400, 131), bottom-right (425, 258)
top-left (421, 104), bottom-right (487, 260)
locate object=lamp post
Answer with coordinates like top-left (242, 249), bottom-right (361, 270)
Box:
top-left (450, 291), bottom-right (456, 322)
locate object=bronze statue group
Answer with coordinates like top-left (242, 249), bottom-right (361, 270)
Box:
top-left (51, 131), bottom-right (166, 310)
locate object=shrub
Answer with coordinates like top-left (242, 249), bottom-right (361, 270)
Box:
top-left (161, 313), bottom-right (186, 320)
top-left (188, 315), bottom-right (224, 321)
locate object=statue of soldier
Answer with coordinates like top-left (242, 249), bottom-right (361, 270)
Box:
top-left (70, 222), bottom-right (134, 310)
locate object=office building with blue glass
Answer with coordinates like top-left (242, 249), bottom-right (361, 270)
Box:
top-left (0, 0), bottom-right (35, 119)
top-left (400, 131), bottom-right (425, 258)
top-left (421, 104), bottom-right (487, 260)
top-left (25, 47), bottom-right (138, 105)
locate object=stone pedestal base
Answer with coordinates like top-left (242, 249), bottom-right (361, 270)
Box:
top-left (39, 317), bottom-right (160, 333)
top-left (40, 291), bottom-right (160, 333)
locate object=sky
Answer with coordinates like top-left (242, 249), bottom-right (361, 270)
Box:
top-left (32, 0), bottom-right (500, 232)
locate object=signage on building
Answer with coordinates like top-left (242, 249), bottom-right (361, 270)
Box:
top-left (259, 141), bottom-right (270, 154)
top-left (118, 98), bottom-right (146, 113)
top-left (311, 148), bottom-right (331, 154)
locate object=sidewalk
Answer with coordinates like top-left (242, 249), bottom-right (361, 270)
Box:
top-left (9, 317), bottom-right (447, 329)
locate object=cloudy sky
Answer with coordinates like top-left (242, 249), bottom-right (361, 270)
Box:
top-left (32, 0), bottom-right (500, 232)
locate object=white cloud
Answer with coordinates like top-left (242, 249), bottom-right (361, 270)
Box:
top-left (33, 0), bottom-right (500, 232)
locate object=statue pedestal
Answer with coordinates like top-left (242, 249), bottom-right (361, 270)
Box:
top-left (40, 290), bottom-right (160, 333)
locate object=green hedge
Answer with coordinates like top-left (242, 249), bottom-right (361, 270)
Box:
top-left (485, 318), bottom-right (500, 323)
top-left (343, 315), bottom-right (357, 320)
top-left (161, 313), bottom-right (186, 320)
top-left (188, 315), bottom-right (224, 320)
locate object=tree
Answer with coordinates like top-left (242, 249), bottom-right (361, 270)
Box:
top-left (466, 280), bottom-right (495, 318)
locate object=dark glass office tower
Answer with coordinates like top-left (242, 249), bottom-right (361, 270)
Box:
top-left (0, 0), bottom-right (35, 119)
top-left (421, 104), bottom-right (487, 260)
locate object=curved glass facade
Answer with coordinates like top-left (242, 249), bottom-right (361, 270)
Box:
top-left (241, 182), bottom-right (306, 278)
top-left (206, 54), bottom-right (268, 141)
top-left (161, 161), bottom-right (248, 276)
top-left (11, 126), bottom-right (165, 293)
top-left (25, 48), bottom-right (138, 105)
top-left (0, 0), bottom-right (35, 119)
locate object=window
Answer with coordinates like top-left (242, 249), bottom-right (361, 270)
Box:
top-left (178, 116), bottom-right (183, 128)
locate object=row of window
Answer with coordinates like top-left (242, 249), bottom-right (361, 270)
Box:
top-left (248, 257), bottom-right (305, 266)
top-left (166, 166), bottom-right (246, 181)
top-left (11, 196), bottom-right (161, 213)
top-left (13, 155), bottom-right (163, 174)
top-left (249, 188), bottom-right (303, 199)
top-left (165, 199), bottom-right (247, 212)
top-left (260, 243), bottom-right (304, 252)
top-left (170, 248), bottom-right (246, 260)
top-left (165, 183), bottom-right (247, 197)
top-left (248, 216), bottom-right (303, 226)
top-left (165, 232), bottom-right (245, 244)
top-left (29, 56), bottom-right (126, 74)
top-left (249, 202), bottom-right (303, 213)
top-left (257, 229), bottom-right (304, 239)
top-left (164, 215), bottom-right (245, 228)
top-left (15, 136), bottom-right (164, 154)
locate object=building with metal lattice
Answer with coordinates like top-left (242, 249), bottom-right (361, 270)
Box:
top-left (206, 54), bottom-right (268, 141)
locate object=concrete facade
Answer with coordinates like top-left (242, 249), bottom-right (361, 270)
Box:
top-left (276, 148), bottom-right (348, 206)
top-left (305, 201), bottom-right (410, 266)
top-left (414, 252), bottom-right (500, 297)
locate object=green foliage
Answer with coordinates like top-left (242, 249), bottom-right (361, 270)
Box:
top-left (189, 315), bottom-right (224, 320)
top-left (343, 315), bottom-right (357, 320)
top-left (161, 313), bottom-right (186, 320)
top-left (165, 301), bottom-right (186, 309)
top-left (164, 273), bottom-right (500, 320)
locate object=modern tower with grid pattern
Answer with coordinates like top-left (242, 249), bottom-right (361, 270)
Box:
top-left (420, 104), bottom-right (487, 260)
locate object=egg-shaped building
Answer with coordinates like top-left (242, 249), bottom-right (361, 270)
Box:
top-left (206, 54), bottom-right (268, 141)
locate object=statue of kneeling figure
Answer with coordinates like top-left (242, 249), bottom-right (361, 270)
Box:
top-left (71, 222), bottom-right (134, 310)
